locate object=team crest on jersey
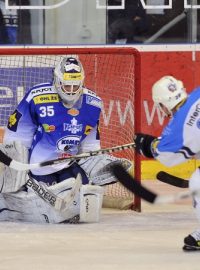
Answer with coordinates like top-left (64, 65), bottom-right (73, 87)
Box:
top-left (7, 110), bottom-right (22, 132)
top-left (42, 124), bottom-right (55, 132)
top-left (67, 108), bottom-right (79, 116)
top-left (63, 118), bottom-right (83, 134)
top-left (57, 135), bottom-right (80, 151)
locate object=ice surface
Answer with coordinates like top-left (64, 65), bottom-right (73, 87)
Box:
top-left (0, 202), bottom-right (198, 270)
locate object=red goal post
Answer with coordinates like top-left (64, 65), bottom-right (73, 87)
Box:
top-left (0, 46), bottom-right (141, 211)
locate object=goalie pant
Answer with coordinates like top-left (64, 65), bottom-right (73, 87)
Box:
top-left (0, 178), bottom-right (104, 224)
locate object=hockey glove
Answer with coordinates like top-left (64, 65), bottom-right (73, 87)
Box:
top-left (134, 133), bottom-right (156, 158)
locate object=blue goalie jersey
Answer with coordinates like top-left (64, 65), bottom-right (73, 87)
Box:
top-left (4, 83), bottom-right (102, 175)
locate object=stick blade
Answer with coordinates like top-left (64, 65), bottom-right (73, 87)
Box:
top-left (156, 171), bottom-right (189, 188)
top-left (111, 164), bottom-right (157, 204)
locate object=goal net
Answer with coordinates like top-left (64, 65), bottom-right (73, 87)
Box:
top-left (0, 47), bottom-right (141, 211)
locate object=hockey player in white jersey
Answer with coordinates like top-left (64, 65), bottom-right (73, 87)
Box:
top-left (134, 75), bottom-right (200, 251)
top-left (0, 56), bottom-right (131, 224)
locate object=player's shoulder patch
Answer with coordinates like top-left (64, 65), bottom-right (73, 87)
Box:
top-left (7, 109), bottom-right (22, 132)
top-left (83, 87), bottom-right (102, 109)
top-left (26, 83), bottom-right (58, 103)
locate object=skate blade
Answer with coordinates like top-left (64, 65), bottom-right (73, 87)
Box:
top-left (183, 244), bottom-right (200, 251)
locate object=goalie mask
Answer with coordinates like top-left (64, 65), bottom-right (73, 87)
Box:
top-left (54, 56), bottom-right (85, 106)
top-left (152, 75), bottom-right (187, 116)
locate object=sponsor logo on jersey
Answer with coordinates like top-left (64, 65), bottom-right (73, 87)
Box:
top-left (86, 96), bottom-right (101, 108)
top-left (57, 135), bottom-right (80, 151)
top-left (42, 124), bottom-right (56, 132)
top-left (67, 108), bottom-right (79, 116)
top-left (84, 125), bottom-right (93, 135)
top-left (186, 103), bottom-right (200, 127)
top-left (31, 87), bottom-right (53, 95)
top-left (63, 118), bottom-right (83, 134)
top-left (33, 94), bottom-right (59, 104)
top-left (7, 110), bottom-right (22, 132)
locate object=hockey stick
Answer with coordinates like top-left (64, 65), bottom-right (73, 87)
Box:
top-left (111, 164), bottom-right (198, 204)
top-left (27, 173), bottom-right (82, 212)
top-left (156, 171), bottom-right (189, 188)
top-left (0, 142), bottom-right (135, 171)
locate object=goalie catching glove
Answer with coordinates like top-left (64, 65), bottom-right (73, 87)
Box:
top-left (78, 154), bottom-right (132, 186)
top-left (134, 133), bottom-right (157, 158)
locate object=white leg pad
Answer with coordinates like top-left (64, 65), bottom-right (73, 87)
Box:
top-left (0, 178), bottom-right (81, 223)
top-left (79, 185), bottom-right (104, 223)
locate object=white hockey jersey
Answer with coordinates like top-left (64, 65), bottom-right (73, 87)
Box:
top-left (153, 87), bottom-right (200, 167)
top-left (4, 82), bottom-right (102, 175)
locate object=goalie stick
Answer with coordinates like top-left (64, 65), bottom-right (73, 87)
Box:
top-left (111, 164), bottom-right (199, 204)
top-left (156, 171), bottom-right (189, 188)
top-left (0, 142), bottom-right (135, 171)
